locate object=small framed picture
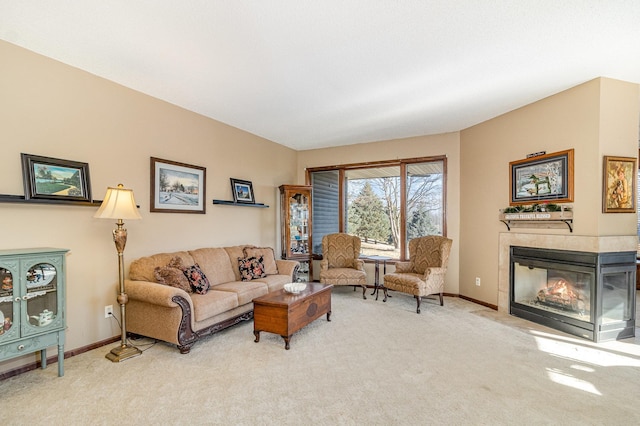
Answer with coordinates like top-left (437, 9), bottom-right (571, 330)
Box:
top-left (230, 178), bottom-right (255, 204)
top-left (150, 157), bottom-right (206, 214)
top-left (603, 155), bottom-right (636, 213)
top-left (21, 153), bottom-right (92, 202)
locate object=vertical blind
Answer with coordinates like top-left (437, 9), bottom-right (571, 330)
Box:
top-left (310, 170), bottom-right (340, 255)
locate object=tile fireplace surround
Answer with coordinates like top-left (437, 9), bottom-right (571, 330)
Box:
top-left (497, 233), bottom-right (638, 313)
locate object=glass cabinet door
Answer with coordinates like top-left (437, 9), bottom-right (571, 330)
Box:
top-left (288, 191), bottom-right (310, 256)
top-left (22, 261), bottom-right (59, 336)
top-left (0, 265), bottom-right (17, 340)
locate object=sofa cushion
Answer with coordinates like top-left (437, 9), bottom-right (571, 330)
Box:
top-left (243, 247), bottom-right (278, 275)
top-left (251, 274), bottom-right (291, 292)
top-left (183, 263), bottom-right (211, 294)
top-left (238, 256), bottom-right (267, 281)
top-left (129, 251), bottom-right (194, 282)
top-left (189, 248), bottom-right (236, 285)
top-left (191, 290), bottom-right (239, 322)
top-left (214, 281), bottom-right (269, 305)
top-left (154, 265), bottom-right (192, 293)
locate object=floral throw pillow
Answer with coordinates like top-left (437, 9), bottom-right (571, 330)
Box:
top-left (238, 256), bottom-right (267, 281)
top-left (243, 247), bottom-right (278, 275)
top-left (182, 263), bottom-right (211, 294)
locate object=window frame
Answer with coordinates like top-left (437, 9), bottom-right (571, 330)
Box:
top-left (306, 155), bottom-right (447, 261)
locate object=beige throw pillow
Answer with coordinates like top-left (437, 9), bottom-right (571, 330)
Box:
top-left (154, 265), bottom-right (192, 293)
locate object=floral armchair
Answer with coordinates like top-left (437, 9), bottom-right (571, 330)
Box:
top-left (383, 235), bottom-right (452, 313)
top-left (320, 233), bottom-right (367, 299)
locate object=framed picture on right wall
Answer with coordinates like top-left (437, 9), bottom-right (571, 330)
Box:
top-left (603, 155), bottom-right (636, 213)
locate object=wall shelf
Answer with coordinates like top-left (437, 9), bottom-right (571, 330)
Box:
top-left (499, 211), bottom-right (573, 232)
top-left (212, 199), bottom-right (269, 208)
top-left (0, 194), bottom-right (102, 207)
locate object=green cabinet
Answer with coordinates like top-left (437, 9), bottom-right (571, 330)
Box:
top-left (0, 248), bottom-right (68, 377)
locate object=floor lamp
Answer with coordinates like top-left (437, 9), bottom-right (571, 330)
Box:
top-left (94, 184), bottom-right (142, 362)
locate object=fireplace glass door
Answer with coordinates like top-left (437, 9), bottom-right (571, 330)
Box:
top-left (512, 260), bottom-right (594, 323)
top-left (600, 266), bottom-right (635, 325)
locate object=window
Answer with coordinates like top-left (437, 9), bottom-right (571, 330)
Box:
top-left (346, 166), bottom-right (400, 258)
top-left (405, 162), bottom-right (445, 257)
top-left (308, 156), bottom-right (446, 260)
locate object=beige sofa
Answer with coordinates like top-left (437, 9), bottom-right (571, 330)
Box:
top-left (125, 245), bottom-right (298, 353)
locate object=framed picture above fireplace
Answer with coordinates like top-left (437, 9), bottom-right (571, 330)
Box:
top-left (602, 155), bottom-right (636, 213)
top-left (509, 149), bottom-right (574, 206)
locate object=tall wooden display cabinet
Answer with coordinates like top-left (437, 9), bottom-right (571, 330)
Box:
top-left (279, 185), bottom-right (312, 282)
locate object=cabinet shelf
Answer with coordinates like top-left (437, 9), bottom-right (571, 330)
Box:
top-left (212, 199), bottom-right (269, 208)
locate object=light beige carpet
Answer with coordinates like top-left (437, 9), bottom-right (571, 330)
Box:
top-left (1, 288), bottom-right (639, 425)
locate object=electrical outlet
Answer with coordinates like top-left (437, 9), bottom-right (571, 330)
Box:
top-left (105, 305), bottom-right (113, 318)
top-left (475, 277), bottom-right (481, 286)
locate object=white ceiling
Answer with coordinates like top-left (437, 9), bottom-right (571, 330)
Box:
top-left (2, 1), bottom-right (640, 150)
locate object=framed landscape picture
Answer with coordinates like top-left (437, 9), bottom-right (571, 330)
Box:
top-left (509, 149), bottom-right (574, 205)
top-left (603, 155), bottom-right (636, 213)
top-left (21, 153), bottom-right (92, 202)
top-left (150, 157), bottom-right (206, 214)
top-left (230, 178), bottom-right (255, 204)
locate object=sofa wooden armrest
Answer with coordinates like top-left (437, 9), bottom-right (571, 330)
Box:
top-left (125, 280), bottom-right (195, 350)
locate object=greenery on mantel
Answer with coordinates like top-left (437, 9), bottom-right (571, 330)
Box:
top-left (501, 203), bottom-right (572, 214)
top-left (499, 203), bottom-right (574, 232)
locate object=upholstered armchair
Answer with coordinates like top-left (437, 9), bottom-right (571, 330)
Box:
top-left (383, 236), bottom-right (452, 313)
top-left (320, 233), bottom-right (367, 299)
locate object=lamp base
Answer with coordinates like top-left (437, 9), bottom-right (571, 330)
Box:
top-left (105, 343), bottom-right (142, 362)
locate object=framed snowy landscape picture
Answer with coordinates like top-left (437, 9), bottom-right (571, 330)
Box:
top-left (150, 157), bottom-right (206, 214)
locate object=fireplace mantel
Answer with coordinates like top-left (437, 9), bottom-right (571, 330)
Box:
top-left (498, 211), bottom-right (574, 232)
top-left (497, 233), bottom-right (637, 313)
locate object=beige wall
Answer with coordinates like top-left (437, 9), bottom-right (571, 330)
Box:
top-left (598, 78), bottom-right (640, 234)
top-left (0, 41), bottom-right (298, 373)
top-left (460, 78), bottom-right (639, 305)
top-left (297, 133), bottom-right (461, 293)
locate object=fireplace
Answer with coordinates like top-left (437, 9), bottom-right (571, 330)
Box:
top-left (510, 246), bottom-right (636, 342)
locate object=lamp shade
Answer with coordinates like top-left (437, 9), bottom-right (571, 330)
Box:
top-left (94, 184), bottom-right (142, 220)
